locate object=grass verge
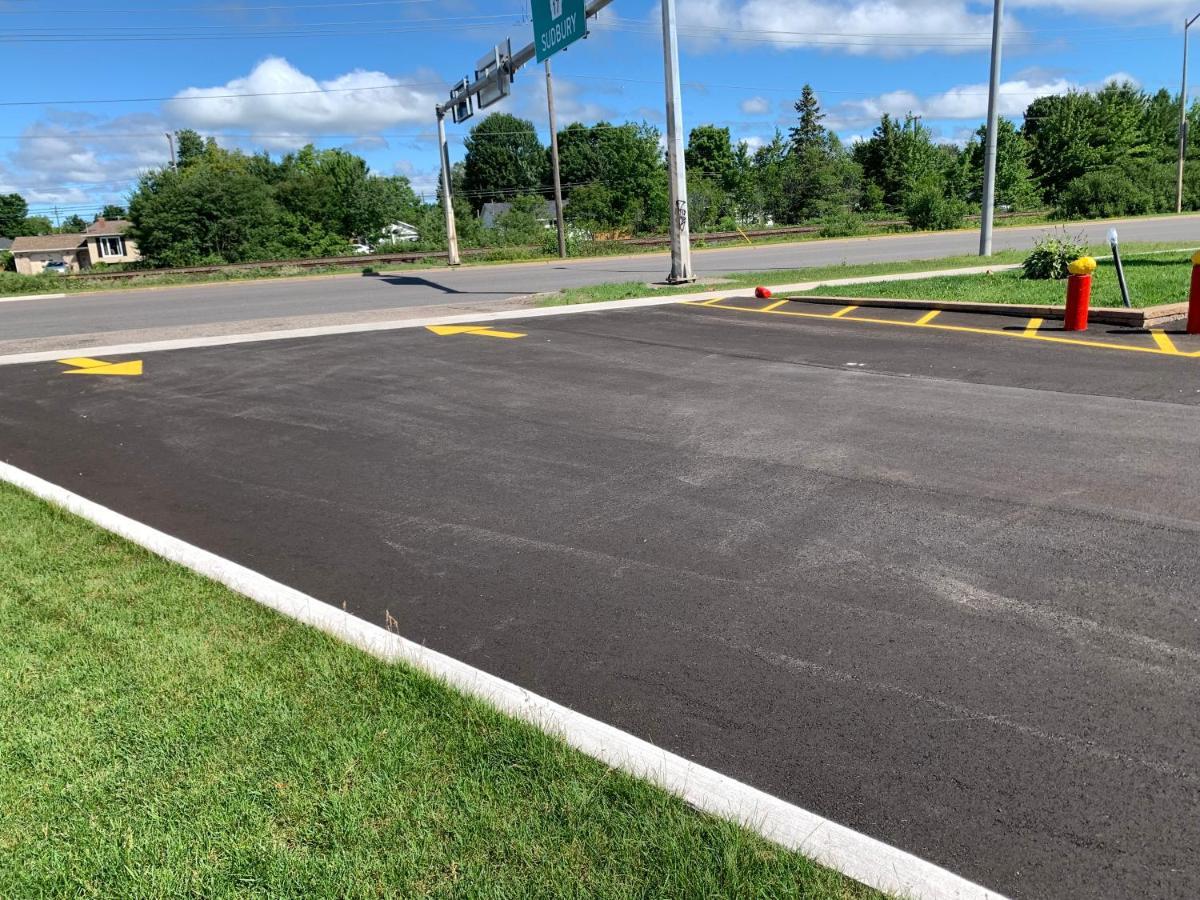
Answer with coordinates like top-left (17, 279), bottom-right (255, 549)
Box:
top-left (536, 250), bottom-right (1028, 307)
top-left (0, 480), bottom-right (884, 899)
top-left (0, 210), bottom-right (1100, 299)
top-left (539, 243), bottom-right (1197, 308)
top-left (793, 250), bottom-right (1197, 309)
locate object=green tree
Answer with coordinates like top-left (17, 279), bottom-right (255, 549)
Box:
top-left (728, 140), bottom-right (757, 222)
top-left (558, 121), bottom-right (666, 233)
top-left (175, 129), bottom-right (206, 168)
top-left (59, 214), bottom-right (88, 233)
top-left (750, 131), bottom-right (789, 224)
top-left (964, 118), bottom-right (1038, 209)
top-left (99, 204), bottom-right (127, 220)
top-left (462, 113), bottom-right (546, 213)
top-left (0, 193), bottom-right (27, 238)
top-left (1023, 92), bottom-right (1102, 203)
top-left (16, 215), bottom-right (53, 236)
top-left (854, 113), bottom-right (942, 210)
top-left (491, 194), bottom-right (549, 246)
top-left (789, 84), bottom-right (826, 154)
top-left (686, 125), bottom-right (736, 190)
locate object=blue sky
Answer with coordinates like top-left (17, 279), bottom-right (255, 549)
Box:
top-left (0, 0), bottom-right (1193, 220)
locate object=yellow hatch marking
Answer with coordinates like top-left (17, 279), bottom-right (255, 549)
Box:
top-left (692, 301), bottom-right (1200, 358)
top-left (760, 299), bottom-right (789, 312)
top-left (1150, 330), bottom-right (1180, 354)
top-left (1023, 317), bottom-right (1044, 338)
top-left (915, 310), bottom-right (941, 325)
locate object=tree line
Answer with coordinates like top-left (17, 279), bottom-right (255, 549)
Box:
top-left (4, 80), bottom-right (1198, 269)
top-left (459, 81), bottom-right (1200, 239)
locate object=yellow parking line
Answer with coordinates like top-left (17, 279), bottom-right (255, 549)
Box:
top-left (700, 296), bottom-right (727, 306)
top-left (695, 301), bottom-right (1200, 358)
top-left (915, 310), bottom-right (940, 325)
top-left (1023, 317), bottom-right (1044, 338)
top-left (761, 298), bottom-right (789, 312)
top-left (830, 305), bottom-right (859, 318)
top-left (1150, 330), bottom-right (1181, 354)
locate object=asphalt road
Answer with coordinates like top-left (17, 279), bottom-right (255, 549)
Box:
top-left (3, 213), bottom-right (1200, 345)
top-left (2, 301), bottom-right (1199, 899)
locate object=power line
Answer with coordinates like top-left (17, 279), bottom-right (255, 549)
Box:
top-left (1, 12), bottom-right (520, 32)
top-left (0, 0), bottom-right (437, 13)
top-left (0, 79), bottom-right (447, 107)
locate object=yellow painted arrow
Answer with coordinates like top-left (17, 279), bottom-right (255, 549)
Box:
top-left (58, 356), bottom-right (143, 376)
top-left (425, 324), bottom-right (526, 339)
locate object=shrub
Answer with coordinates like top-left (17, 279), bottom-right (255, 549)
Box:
top-left (1022, 228), bottom-right (1087, 280)
top-left (1054, 170), bottom-right (1155, 219)
top-left (819, 211), bottom-right (866, 238)
top-left (0, 250), bottom-right (12, 272)
top-left (905, 182), bottom-right (968, 231)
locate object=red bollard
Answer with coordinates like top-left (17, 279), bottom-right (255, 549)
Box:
top-left (1064, 257), bottom-right (1096, 332)
top-left (1188, 250), bottom-right (1200, 335)
top-left (755, 286), bottom-right (772, 299)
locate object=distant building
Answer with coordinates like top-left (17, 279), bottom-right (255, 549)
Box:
top-left (10, 218), bottom-right (140, 275)
top-left (378, 221), bottom-right (419, 244)
top-left (0, 237), bottom-right (12, 252)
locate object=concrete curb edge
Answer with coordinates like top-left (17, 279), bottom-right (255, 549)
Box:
top-left (0, 459), bottom-right (1008, 900)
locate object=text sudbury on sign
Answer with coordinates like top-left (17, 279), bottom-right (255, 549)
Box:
top-left (540, 12), bottom-right (579, 56)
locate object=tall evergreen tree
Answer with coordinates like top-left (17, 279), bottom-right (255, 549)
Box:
top-left (789, 85), bottom-right (827, 154)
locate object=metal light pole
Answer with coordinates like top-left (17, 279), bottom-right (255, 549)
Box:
top-left (978, 0), bottom-right (1003, 257)
top-left (545, 58), bottom-right (568, 258)
top-left (660, 0), bottom-right (694, 282)
top-left (165, 132), bottom-right (177, 171)
top-left (436, 109), bottom-right (461, 266)
top-left (1177, 13), bottom-right (1200, 215)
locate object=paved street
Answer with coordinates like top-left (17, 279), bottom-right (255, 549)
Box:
top-left (2, 214), bottom-right (1199, 349)
top-left (2, 299), bottom-right (1198, 899)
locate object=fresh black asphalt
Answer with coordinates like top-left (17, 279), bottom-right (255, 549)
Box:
top-left (2, 302), bottom-right (1199, 899)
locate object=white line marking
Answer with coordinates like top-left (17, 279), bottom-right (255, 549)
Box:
top-left (0, 459), bottom-right (1003, 900)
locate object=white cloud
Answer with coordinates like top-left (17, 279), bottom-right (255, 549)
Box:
top-left (672, 0), bottom-right (1021, 57)
top-left (826, 71), bottom-right (1139, 129)
top-left (740, 96), bottom-right (771, 115)
top-left (738, 135), bottom-right (766, 152)
top-left (0, 112), bottom-right (167, 206)
top-left (507, 74), bottom-right (617, 124)
top-left (166, 57), bottom-right (443, 150)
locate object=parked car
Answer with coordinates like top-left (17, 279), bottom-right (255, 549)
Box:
top-left (43, 261), bottom-right (69, 275)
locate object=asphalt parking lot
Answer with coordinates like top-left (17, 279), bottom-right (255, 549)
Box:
top-left (2, 299), bottom-right (1199, 899)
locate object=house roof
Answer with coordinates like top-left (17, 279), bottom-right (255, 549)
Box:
top-left (0, 237), bottom-right (12, 251)
top-left (10, 233), bottom-right (86, 254)
top-left (85, 218), bottom-right (132, 236)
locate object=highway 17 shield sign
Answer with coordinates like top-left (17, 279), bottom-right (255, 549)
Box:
top-left (533, 0), bottom-right (587, 63)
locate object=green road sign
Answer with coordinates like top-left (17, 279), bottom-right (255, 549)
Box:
top-left (533, 0), bottom-right (587, 63)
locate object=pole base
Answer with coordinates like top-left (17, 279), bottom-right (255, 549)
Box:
top-left (665, 274), bottom-right (696, 285)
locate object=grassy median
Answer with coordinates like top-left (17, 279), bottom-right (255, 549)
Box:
top-left (0, 481), bottom-right (883, 899)
top-left (795, 250), bottom-right (1197, 309)
top-left (537, 243), bottom-right (1195, 308)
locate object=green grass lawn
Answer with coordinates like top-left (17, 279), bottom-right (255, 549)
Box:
top-left (0, 481), bottom-right (883, 899)
top-left (537, 243), bottom-right (1194, 308)
top-left (794, 251), bottom-right (1197, 309)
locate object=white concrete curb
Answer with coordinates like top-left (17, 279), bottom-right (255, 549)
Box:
top-left (0, 459), bottom-right (1006, 900)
